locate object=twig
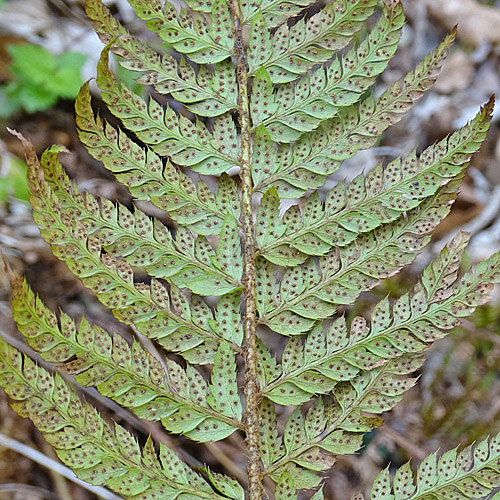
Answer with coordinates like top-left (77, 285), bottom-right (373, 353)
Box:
top-left (0, 433), bottom-right (123, 500)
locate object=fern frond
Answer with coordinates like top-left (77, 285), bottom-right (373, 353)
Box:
top-left (329, 355), bottom-right (423, 434)
top-left (37, 147), bottom-right (242, 296)
top-left (258, 179), bottom-right (460, 332)
top-left (183, 0), bottom-right (315, 28)
top-left (184, 0), bottom-right (374, 35)
top-left (242, 0), bottom-right (316, 27)
top-left (258, 99), bottom-right (493, 262)
top-left (253, 30), bottom-right (456, 196)
top-left (252, 2), bottom-right (405, 142)
top-left (76, 83), bottom-right (239, 234)
top-left (0, 336), bottom-right (235, 499)
top-left (249, 0), bottom-right (378, 83)
top-left (83, 59), bottom-right (239, 171)
top-left (262, 231), bottom-right (497, 404)
top-left (87, 0), bottom-right (238, 116)
top-left (95, 48), bottom-right (240, 166)
top-left (263, 355), bottom-right (420, 481)
top-left (148, 0), bottom-right (316, 29)
top-left (275, 472), bottom-right (298, 500)
top-left (261, 398), bottom-right (364, 488)
top-left (127, 0), bottom-right (233, 64)
top-left (207, 341), bottom-right (243, 421)
top-left (4, 1), bottom-right (498, 497)
top-left (10, 275), bottom-right (242, 442)
top-left (370, 432), bottom-right (500, 500)
top-left (11, 132), bottom-right (231, 361)
top-left (257, 239), bottom-right (500, 484)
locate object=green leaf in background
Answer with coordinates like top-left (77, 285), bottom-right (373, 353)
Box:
top-left (0, 43), bottom-right (86, 116)
top-left (50, 50), bottom-right (87, 98)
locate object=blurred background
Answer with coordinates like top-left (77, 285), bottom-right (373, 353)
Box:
top-left (0, 0), bottom-right (500, 498)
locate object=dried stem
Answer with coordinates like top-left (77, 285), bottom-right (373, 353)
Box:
top-left (229, 1), bottom-right (263, 498)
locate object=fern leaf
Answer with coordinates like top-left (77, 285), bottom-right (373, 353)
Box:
top-left (255, 337), bottom-right (282, 390)
top-left (9, 275), bottom-right (242, 442)
top-left (420, 229), bottom-right (469, 302)
top-left (162, 357), bottom-right (239, 441)
top-left (263, 232), bottom-right (500, 404)
top-left (255, 188), bottom-right (286, 249)
top-left (95, 48), bottom-right (239, 170)
top-left (257, 399), bottom-right (284, 468)
top-left (36, 146), bottom-right (241, 296)
top-left (87, 0), bottom-right (237, 116)
top-left (0, 337), bottom-right (232, 499)
top-left (209, 291), bottom-right (244, 346)
top-left (204, 469), bottom-right (245, 500)
top-left (11, 132), bottom-right (230, 359)
top-left (262, 0), bottom-right (378, 83)
top-left (214, 215), bottom-right (244, 281)
top-left (128, 0), bottom-right (233, 64)
top-left (310, 487), bottom-right (325, 500)
top-left (158, 0), bottom-right (315, 30)
top-left (263, 355), bottom-right (422, 480)
top-left (246, 0), bottom-right (316, 27)
top-left (259, 179), bottom-right (460, 331)
top-left (247, 13), bottom-right (272, 75)
top-left (76, 83), bottom-right (238, 235)
top-left (266, 399), bottom-right (363, 486)
top-left (258, 99), bottom-right (492, 262)
top-left (330, 356), bottom-right (423, 432)
top-left (4, 1), bottom-right (499, 497)
top-left (77, 81), bottom-right (239, 192)
top-left (254, 30), bottom-right (456, 196)
top-left (252, 2), bottom-right (405, 142)
top-left (370, 432), bottom-right (500, 500)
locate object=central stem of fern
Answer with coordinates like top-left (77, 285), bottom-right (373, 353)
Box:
top-left (229, 2), bottom-right (264, 498)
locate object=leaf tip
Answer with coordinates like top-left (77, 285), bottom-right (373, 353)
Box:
top-left (482, 94), bottom-right (496, 119)
top-left (7, 129), bottom-right (38, 167)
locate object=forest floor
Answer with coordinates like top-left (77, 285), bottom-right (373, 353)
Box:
top-left (0, 0), bottom-right (500, 499)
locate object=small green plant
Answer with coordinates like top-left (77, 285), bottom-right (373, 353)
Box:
top-left (2, 1), bottom-right (500, 499)
top-left (0, 43), bottom-right (86, 116)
